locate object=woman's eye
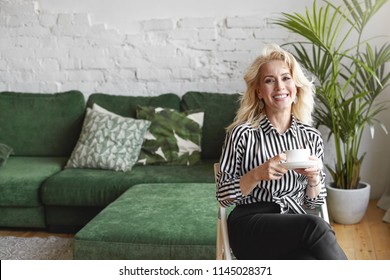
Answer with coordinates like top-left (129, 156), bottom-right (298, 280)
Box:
top-left (282, 76), bottom-right (291, 81)
top-left (265, 79), bottom-right (274, 84)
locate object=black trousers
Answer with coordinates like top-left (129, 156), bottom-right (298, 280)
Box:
top-left (228, 202), bottom-right (348, 260)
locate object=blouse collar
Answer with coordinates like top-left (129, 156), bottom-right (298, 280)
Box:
top-left (259, 114), bottom-right (299, 137)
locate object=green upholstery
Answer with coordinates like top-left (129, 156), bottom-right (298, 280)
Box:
top-left (0, 207), bottom-right (46, 228)
top-left (74, 183), bottom-right (217, 260)
top-left (41, 160), bottom-right (215, 228)
top-left (0, 91), bottom-right (85, 156)
top-left (181, 91), bottom-right (241, 159)
top-left (0, 157), bottom-right (67, 207)
top-left (86, 93), bottom-right (181, 117)
top-left (0, 91), bottom-right (239, 259)
top-left (0, 157), bottom-right (66, 228)
top-left (42, 160), bottom-right (214, 207)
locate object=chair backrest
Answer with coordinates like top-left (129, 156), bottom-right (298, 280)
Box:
top-left (214, 163), bottom-right (233, 260)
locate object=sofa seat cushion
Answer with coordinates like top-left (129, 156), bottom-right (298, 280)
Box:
top-left (73, 183), bottom-right (217, 260)
top-left (0, 206), bottom-right (46, 228)
top-left (41, 160), bottom-right (215, 207)
top-left (0, 157), bottom-right (67, 207)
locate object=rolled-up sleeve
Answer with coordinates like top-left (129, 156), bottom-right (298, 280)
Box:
top-left (216, 126), bottom-right (247, 207)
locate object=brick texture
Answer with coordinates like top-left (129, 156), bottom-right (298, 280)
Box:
top-left (0, 0), bottom-right (290, 96)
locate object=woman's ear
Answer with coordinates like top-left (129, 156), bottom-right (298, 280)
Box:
top-left (256, 89), bottom-right (262, 99)
top-left (293, 88), bottom-right (299, 104)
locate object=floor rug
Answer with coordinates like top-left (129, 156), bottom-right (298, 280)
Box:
top-left (0, 236), bottom-right (73, 260)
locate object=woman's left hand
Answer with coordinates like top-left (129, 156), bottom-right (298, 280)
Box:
top-left (294, 156), bottom-right (322, 183)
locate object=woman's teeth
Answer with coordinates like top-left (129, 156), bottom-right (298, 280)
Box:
top-left (274, 94), bottom-right (288, 99)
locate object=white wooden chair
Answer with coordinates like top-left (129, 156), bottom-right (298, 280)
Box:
top-left (214, 163), bottom-right (233, 260)
top-left (214, 162), bottom-right (330, 260)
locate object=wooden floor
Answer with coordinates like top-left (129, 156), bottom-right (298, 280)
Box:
top-left (332, 200), bottom-right (390, 260)
top-left (0, 200), bottom-right (389, 260)
top-left (0, 229), bottom-right (73, 238)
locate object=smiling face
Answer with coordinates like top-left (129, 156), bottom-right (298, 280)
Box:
top-left (257, 60), bottom-right (297, 117)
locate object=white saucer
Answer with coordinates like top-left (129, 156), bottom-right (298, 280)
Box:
top-left (280, 161), bottom-right (318, 169)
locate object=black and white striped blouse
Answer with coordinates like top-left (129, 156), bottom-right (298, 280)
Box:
top-left (216, 115), bottom-right (326, 214)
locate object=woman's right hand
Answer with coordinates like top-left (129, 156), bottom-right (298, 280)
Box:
top-left (240, 153), bottom-right (288, 196)
top-left (257, 153), bottom-right (288, 181)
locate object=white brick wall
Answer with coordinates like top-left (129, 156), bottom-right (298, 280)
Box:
top-left (0, 0), bottom-right (389, 198)
top-left (0, 0), bottom-right (291, 96)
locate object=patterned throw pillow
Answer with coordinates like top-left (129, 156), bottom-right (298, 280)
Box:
top-left (136, 106), bottom-right (204, 166)
top-left (66, 108), bottom-right (151, 172)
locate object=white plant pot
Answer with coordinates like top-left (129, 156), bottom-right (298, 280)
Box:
top-left (326, 182), bottom-right (371, 224)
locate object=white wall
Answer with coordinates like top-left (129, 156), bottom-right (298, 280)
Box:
top-left (1, 0), bottom-right (389, 198)
top-left (37, 0), bottom-right (312, 34)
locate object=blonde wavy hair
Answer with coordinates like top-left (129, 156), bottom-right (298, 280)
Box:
top-left (227, 44), bottom-right (315, 132)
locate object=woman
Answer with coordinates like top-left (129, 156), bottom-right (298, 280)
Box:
top-left (216, 44), bottom-right (347, 260)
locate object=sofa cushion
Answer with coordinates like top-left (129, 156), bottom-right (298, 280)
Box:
top-left (41, 160), bottom-right (215, 207)
top-left (136, 106), bottom-right (204, 166)
top-left (0, 157), bottom-right (67, 207)
top-left (73, 183), bottom-right (217, 260)
top-left (65, 108), bottom-right (150, 172)
top-left (86, 93), bottom-right (181, 117)
top-left (0, 207), bottom-right (46, 228)
top-left (181, 92), bottom-right (241, 160)
top-left (0, 143), bottom-right (13, 168)
top-left (0, 91), bottom-right (85, 156)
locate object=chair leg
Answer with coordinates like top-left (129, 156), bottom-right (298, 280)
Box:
top-left (220, 206), bottom-right (232, 260)
top-left (216, 218), bottom-right (223, 260)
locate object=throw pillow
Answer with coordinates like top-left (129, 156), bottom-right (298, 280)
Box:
top-left (0, 143), bottom-right (14, 168)
top-left (66, 108), bottom-right (151, 172)
top-left (92, 103), bottom-right (119, 117)
top-left (136, 106), bottom-right (204, 166)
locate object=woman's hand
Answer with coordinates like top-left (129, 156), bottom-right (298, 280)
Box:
top-left (294, 155), bottom-right (323, 185)
top-left (260, 153), bottom-right (288, 181)
top-left (239, 153), bottom-right (288, 196)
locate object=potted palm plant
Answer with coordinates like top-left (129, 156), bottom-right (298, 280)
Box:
top-left (273, 0), bottom-right (390, 224)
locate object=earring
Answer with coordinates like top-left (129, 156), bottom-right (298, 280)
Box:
top-left (259, 99), bottom-right (265, 110)
top-left (293, 96), bottom-right (298, 104)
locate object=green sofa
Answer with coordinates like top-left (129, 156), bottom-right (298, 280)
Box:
top-left (0, 90), bottom-right (85, 228)
top-left (0, 90), bottom-right (240, 258)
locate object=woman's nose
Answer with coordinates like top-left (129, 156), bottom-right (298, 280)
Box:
top-left (275, 79), bottom-right (284, 90)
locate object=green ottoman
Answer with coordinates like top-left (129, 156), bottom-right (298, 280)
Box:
top-left (73, 183), bottom-right (218, 260)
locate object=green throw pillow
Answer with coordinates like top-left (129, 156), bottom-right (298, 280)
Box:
top-left (136, 106), bottom-right (204, 166)
top-left (0, 143), bottom-right (13, 168)
top-left (66, 108), bottom-right (151, 172)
